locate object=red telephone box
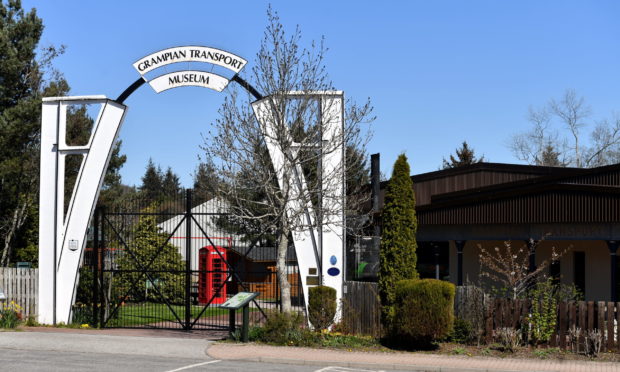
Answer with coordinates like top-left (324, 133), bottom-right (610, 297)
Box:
top-left (198, 246), bottom-right (227, 304)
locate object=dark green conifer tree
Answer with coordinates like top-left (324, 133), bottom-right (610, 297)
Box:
top-left (538, 143), bottom-right (564, 167)
top-left (442, 141), bottom-right (484, 169)
top-left (193, 162), bottom-right (218, 205)
top-left (139, 159), bottom-right (163, 203)
top-left (379, 153), bottom-right (418, 329)
top-left (162, 167), bottom-right (181, 197)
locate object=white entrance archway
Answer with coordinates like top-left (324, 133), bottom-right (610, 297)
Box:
top-left (38, 46), bottom-right (345, 325)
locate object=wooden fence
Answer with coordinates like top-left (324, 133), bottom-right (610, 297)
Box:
top-left (341, 281), bottom-right (382, 337)
top-left (342, 283), bottom-right (620, 352)
top-left (0, 268), bottom-right (37, 318)
top-left (486, 298), bottom-right (620, 351)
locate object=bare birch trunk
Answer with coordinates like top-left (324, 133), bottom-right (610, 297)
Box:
top-left (277, 226), bottom-right (292, 313)
top-left (1, 201), bottom-right (29, 267)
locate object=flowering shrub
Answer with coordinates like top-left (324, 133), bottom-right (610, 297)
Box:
top-left (0, 301), bottom-right (22, 328)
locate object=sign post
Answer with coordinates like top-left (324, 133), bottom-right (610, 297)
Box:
top-left (220, 292), bottom-right (260, 342)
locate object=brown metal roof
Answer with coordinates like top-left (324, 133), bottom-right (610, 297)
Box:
top-left (379, 162), bottom-right (580, 207)
top-left (378, 162), bottom-right (620, 226)
top-left (415, 163), bottom-right (620, 225)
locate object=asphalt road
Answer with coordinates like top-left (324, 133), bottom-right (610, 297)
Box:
top-left (0, 348), bottom-right (322, 372)
top-left (0, 332), bottom-right (396, 372)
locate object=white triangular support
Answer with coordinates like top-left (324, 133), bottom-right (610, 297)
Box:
top-left (39, 97), bottom-right (127, 324)
top-left (252, 91), bottom-right (345, 320)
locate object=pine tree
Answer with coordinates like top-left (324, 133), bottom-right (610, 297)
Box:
top-left (442, 141), bottom-right (484, 169)
top-left (139, 159), bottom-right (163, 203)
top-left (162, 167), bottom-right (181, 197)
top-left (379, 154), bottom-right (418, 329)
top-left (538, 143), bottom-right (564, 167)
top-left (193, 162), bottom-right (218, 205)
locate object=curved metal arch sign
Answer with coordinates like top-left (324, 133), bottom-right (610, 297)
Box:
top-left (133, 46), bottom-right (247, 75)
top-left (132, 46), bottom-right (247, 94)
top-left (38, 45), bottom-right (345, 327)
top-left (149, 71), bottom-right (229, 93)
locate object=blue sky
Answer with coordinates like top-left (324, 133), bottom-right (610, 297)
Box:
top-left (23, 1), bottom-right (620, 186)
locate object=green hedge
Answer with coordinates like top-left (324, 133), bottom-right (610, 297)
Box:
top-left (392, 279), bottom-right (455, 347)
top-left (308, 285), bottom-right (337, 331)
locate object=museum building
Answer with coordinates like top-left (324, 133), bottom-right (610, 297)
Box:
top-left (373, 161), bottom-right (620, 302)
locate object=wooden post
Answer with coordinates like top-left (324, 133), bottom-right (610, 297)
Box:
top-left (559, 302), bottom-right (567, 350)
top-left (579, 301), bottom-right (587, 349)
top-left (597, 301), bottom-right (605, 349)
top-left (587, 301), bottom-right (595, 331)
top-left (607, 302), bottom-right (614, 351)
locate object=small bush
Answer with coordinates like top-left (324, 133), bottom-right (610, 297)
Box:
top-left (391, 279), bottom-right (455, 348)
top-left (24, 315), bottom-right (38, 327)
top-left (449, 318), bottom-right (474, 344)
top-left (585, 329), bottom-right (603, 357)
top-left (308, 286), bottom-right (336, 331)
top-left (260, 311), bottom-right (305, 344)
top-left (248, 326), bottom-right (265, 342)
top-left (494, 327), bottom-right (521, 352)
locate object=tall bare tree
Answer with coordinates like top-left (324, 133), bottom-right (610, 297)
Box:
top-left (202, 7), bottom-right (373, 312)
top-left (510, 89), bottom-right (620, 168)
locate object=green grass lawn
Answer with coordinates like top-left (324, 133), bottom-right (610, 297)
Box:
top-left (106, 302), bottom-right (253, 327)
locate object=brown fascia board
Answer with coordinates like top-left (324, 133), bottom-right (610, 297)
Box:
top-left (377, 162), bottom-right (577, 190)
top-left (418, 183), bottom-right (620, 212)
top-left (427, 163), bottom-right (620, 205)
top-left (412, 162), bottom-right (576, 183)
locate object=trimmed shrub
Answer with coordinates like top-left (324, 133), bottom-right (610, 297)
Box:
top-left (392, 279), bottom-right (455, 348)
top-left (379, 154), bottom-right (418, 330)
top-left (308, 286), bottom-right (337, 331)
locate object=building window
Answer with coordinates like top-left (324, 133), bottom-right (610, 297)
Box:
top-left (574, 251), bottom-right (585, 297)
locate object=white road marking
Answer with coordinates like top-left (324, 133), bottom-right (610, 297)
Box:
top-left (314, 367), bottom-right (385, 372)
top-left (165, 360), bottom-right (221, 372)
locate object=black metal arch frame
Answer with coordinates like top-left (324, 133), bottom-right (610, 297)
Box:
top-left (115, 74), bottom-right (263, 104)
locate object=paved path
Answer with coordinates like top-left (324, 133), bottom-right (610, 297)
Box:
top-left (208, 342), bottom-right (620, 372)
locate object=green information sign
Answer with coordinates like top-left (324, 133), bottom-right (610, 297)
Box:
top-left (220, 291), bottom-right (259, 310)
